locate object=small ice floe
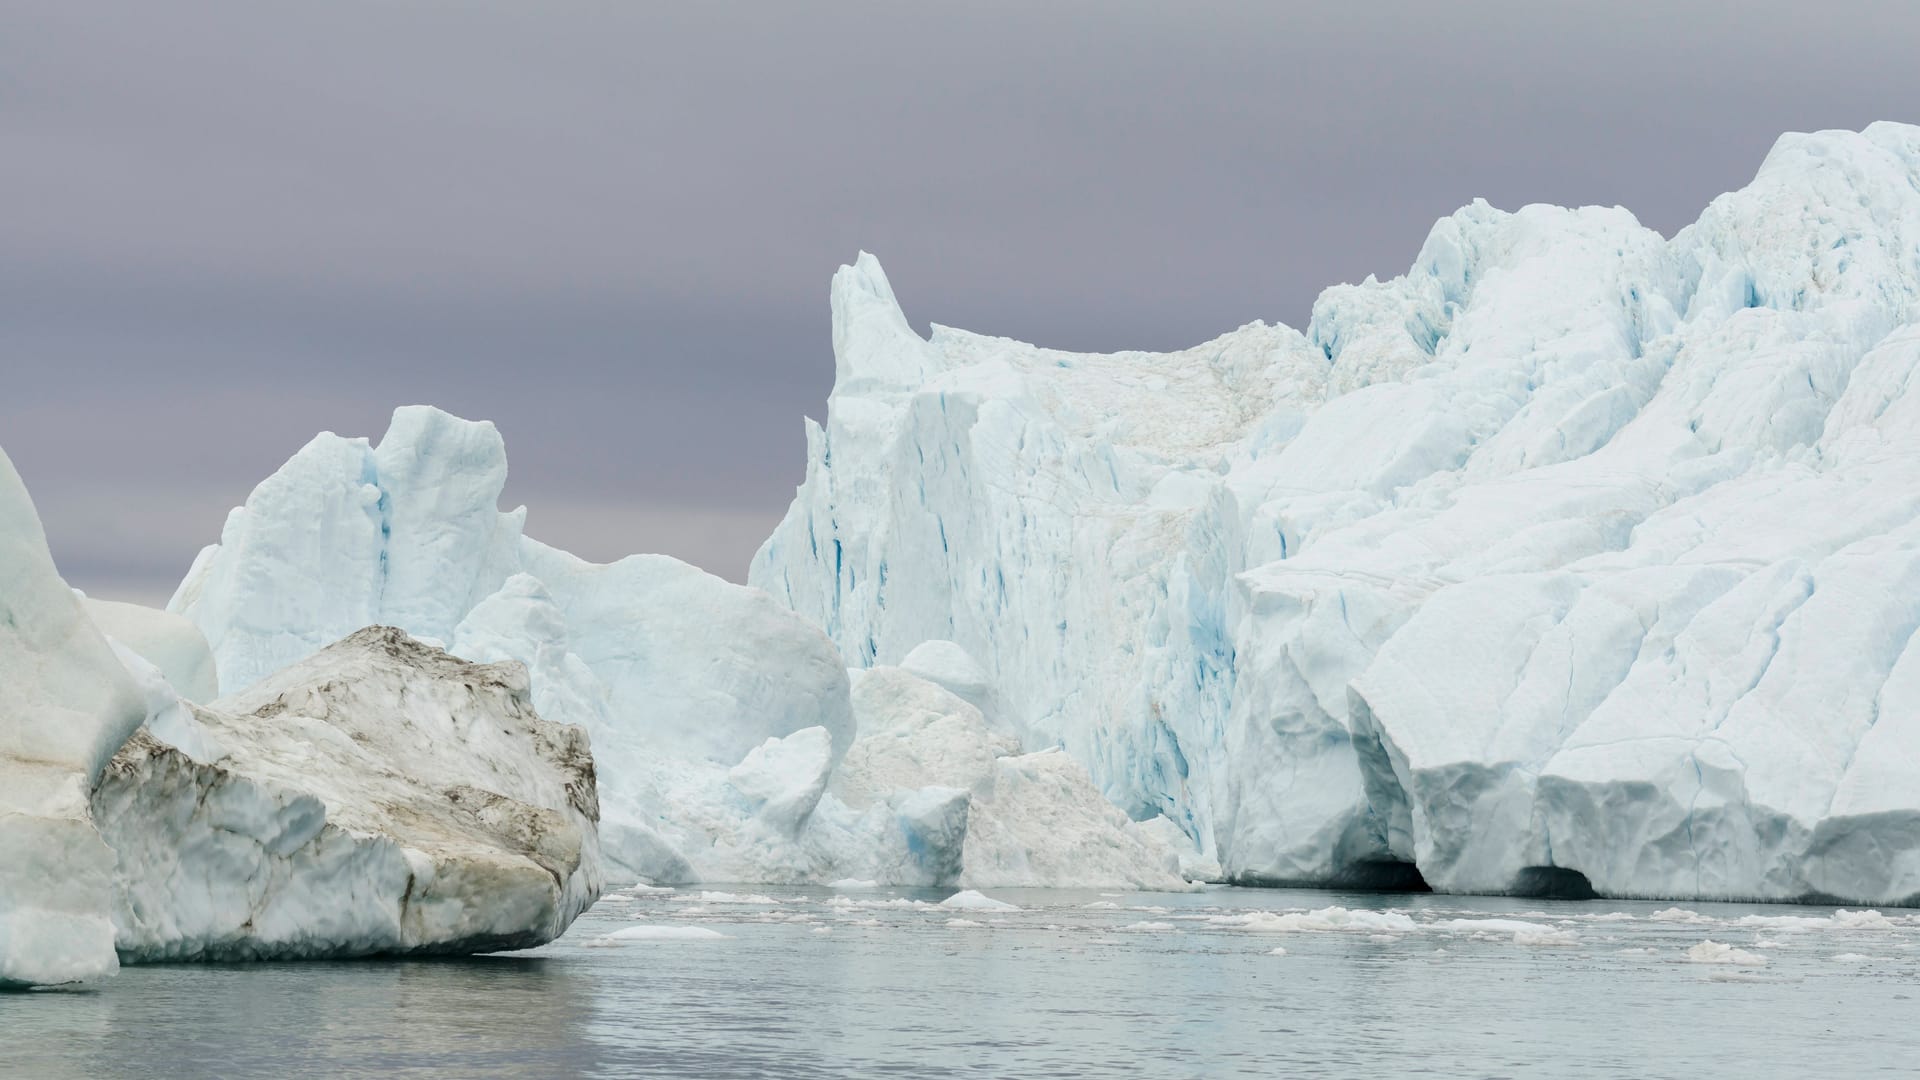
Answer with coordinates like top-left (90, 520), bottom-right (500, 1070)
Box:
top-left (1651, 908), bottom-right (1716, 925)
top-left (1430, 918), bottom-right (1548, 935)
top-left (827, 896), bottom-right (932, 910)
top-left (828, 878), bottom-right (879, 890)
top-left (603, 926), bottom-right (730, 943)
top-left (1733, 909), bottom-right (1898, 932)
top-left (1121, 921), bottom-right (1175, 932)
top-left (1082, 901), bottom-right (1121, 910)
top-left (1829, 952), bottom-right (1874, 963)
top-left (691, 891), bottom-right (778, 905)
top-left (1512, 927), bottom-right (1579, 947)
top-left (811, 926), bottom-right (832, 935)
top-left (940, 890), bottom-right (1020, 912)
top-left (946, 918), bottom-right (983, 928)
top-left (1832, 910), bottom-right (1899, 930)
top-left (1267, 946), bottom-right (1288, 956)
top-left (624, 882), bottom-right (675, 895)
top-left (1211, 906), bottom-right (1417, 934)
top-left (1685, 940), bottom-right (1766, 966)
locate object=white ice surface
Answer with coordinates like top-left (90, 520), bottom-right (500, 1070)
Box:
top-left (752, 122), bottom-right (1920, 905)
top-left (82, 597), bottom-right (219, 703)
top-left (0, 449), bottom-right (147, 987)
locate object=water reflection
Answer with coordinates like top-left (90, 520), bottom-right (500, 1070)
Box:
top-left (1, 955), bottom-right (603, 1079)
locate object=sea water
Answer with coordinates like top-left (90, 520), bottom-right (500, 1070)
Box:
top-left (7, 886), bottom-right (1919, 1078)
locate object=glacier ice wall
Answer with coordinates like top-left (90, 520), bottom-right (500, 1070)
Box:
top-left (751, 122), bottom-right (1920, 905)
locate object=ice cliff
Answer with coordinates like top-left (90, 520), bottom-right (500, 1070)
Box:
top-left (752, 122), bottom-right (1920, 905)
top-left (170, 407), bottom-right (1183, 890)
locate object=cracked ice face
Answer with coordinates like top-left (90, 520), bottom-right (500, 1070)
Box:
top-left (752, 123), bottom-right (1920, 906)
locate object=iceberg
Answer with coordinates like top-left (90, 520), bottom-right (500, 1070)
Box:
top-left (167, 406), bottom-right (852, 882)
top-left (752, 122), bottom-right (1920, 905)
top-left (0, 449), bottom-right (148, 987)
top-left (170, 408), bottom-right (1181, 889)
top-left (94, 627), bottom-right (603, 960)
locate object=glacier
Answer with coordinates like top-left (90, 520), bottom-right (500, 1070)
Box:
top-left (752, 122), bottom-right (1920, 905)
top-left (168, 406), bottom-right (1183, 889)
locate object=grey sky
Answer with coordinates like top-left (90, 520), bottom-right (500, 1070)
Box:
top-left (3, 1), bottom-right (1915, 604)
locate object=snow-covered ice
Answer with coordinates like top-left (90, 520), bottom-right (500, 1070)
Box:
top-left (752, 122), bottom-right (1920, 906)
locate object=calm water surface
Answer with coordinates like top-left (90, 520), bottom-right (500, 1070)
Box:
top-left (6, 885), bottom-right (1919, 1078)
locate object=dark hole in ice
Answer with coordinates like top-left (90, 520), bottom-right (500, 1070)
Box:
top-left (1330, 860), bottom-right (1432, 893)
top-left (1512, 866), bottom-right (1598, 900)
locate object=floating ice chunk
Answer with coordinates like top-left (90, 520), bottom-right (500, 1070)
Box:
top-left (1732, 909), bottom-right (1899, 931)
top-left (1832, 909), bottom-right (1899, 930)
top-left (1651, 908), bottom-right (1716, 925)
top-left (828, 878), bottom-right (880, 889)
top-left (940, 889), bottom-right (1019, 912)
top-left (1213, 907), bottom-right (1418, 934)
top-left (1431, 918), bottom-right (1554, 935)
top-left (1512, 927), bottom-right (1579, 947)
top-left (1121, 921), bottom-right (1175, 931)
top-left (95, 628), bottom-right (604, 962)
top-left (1685, 941), bottom-right (1767, 966)
top-left (692, 892), bottom-right (779, 905)
top-left (1267, 946), bottom-right (1288, 956)
top-left (605, 926), bottom-right (729, 942)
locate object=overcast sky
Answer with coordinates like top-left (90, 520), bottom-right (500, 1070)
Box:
top-left (4, 1), bottom-right (1915, 605)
